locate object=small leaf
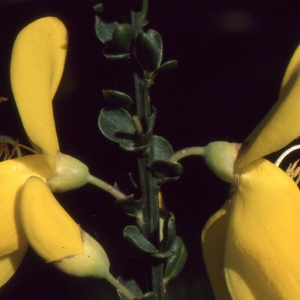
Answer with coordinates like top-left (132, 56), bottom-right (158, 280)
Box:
top-left (152, 135), bottom-right (173, 161)
top-left (151, 251), bottom-right (173, 259)
top-left (135, 30), bottom-right (163, 72)
top-left (117, 277), bottom-right (143, 298)
top-left (161, 212), bottom-right (176, 251)
top-left (117, 291), bottom-right (130, 300)
top-left (95, 16), bottom-right (118, 43)
top-left (120, 140), bottom-right (150, 153)
top-left (138, 292), bottom-right (159, 300)
top-left (112, 23), bottom-right (135, 53)
top-left (151, 160), bottom-right (183, 182)
top-left (103, 90), bottom-right (133, 108)
top-left (153, 60), bottom-right (178, 77)
top-left (163, 236), bottom-right (187, 285)
top-left (98, 107), bottom-right (135, 142)
top-left (116, 197), bottom-right (144, 217)
top-left (103, 42), bottom-right (130, 60)
top-left (123, 226), bottom-right (158, 253)
top-left (93, 3), bottom-right (103, 13)
top-left (141, 0), bottom-right (148, 26)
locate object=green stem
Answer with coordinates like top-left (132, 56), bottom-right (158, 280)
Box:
top-left (168, 147), bottom-right (205, 162)
top-left (105, 273), bottom-right (136, 300)
top-left (131, 8), bottom-right (163, 299)
top-left (88, 174), bottom-right (127, 200)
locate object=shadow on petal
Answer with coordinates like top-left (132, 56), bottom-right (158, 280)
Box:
top-left (201, 200), bottom-right (232, 300)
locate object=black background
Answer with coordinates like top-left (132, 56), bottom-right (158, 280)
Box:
top-left (1, 0), bottom-right (300, 299)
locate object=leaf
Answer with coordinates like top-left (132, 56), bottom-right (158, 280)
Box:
top-left (120, 140), bottom-right (150, 153)
top-left (95, 15), bottom-right (118, 43)
top-left (98, 107), bottom-right (135, 142)
top-left (163, 236), bottom-right (187, 285)
top-left (139, 292), bottom-right (159, 300)
top-left (153, 60), bottom-right (178, 77)
top-left (161, 212), bottom-right (176, 251)
top-left (123, 226), bottom-right (158, 253)
top-left (151, 160), bottom-right (183, 182)
top-left (102, 90), bottom-right (133, 108)
top-left (117, 277), bottom-right (143, 298)
top-left (135, 30), bottom-right (163, 72)
top-left (103, 42), bottom-right (131, 60)
top-left (112, 23), bottom-right (135, 53)
top-left (93, 3), bottom-right (103, 13)
top-left (141, 0), bottom-right (149, 26)
top-left (152, 135), bottom-right (173, 161)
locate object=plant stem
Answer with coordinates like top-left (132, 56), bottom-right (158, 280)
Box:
top-left (105, 273), bottom-right (137, 300)
top-left (88, 174), bottom-right (127, 200)
top-left (131, 8), bottom-right (163, 299)
top-left (168, 147), bottom-right (205, 162)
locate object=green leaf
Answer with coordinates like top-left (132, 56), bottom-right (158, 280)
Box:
top-left (117, 277), bottom-right (143, 299)
top-left (118, 291), bottom-right (130, 300)
top-left (153, 60), bottom-right (178, 77)
top-left (123, 225), bottom-right (158, 253)
top-left (163, 236), bottom-right (187, 285)
top-left (103, 90), bottom-right (133, 108)
top-left (112, 23), bottom-right (135, 53)
top-left (135, 30), bottom-right (163, 72)
top-left (141, 0), bottom-right (149, 26)
top-left (151, 251), bottom-right (173, 259)
top-left (119, 108), bottom-right (157, 152)
top-left (93, 3), bottom-right (103, 13)
top-left (152, 135), bottom-right (173, 161)
top-left (95, 16), bottom-right (118, 43)
top-left (116, 197), bottom-right (144, 217)
top-left (151, 160), bottom-right (183, 182)
top-left (115, 173), bottom-right (144, 216)
top-left (161, 212), bottom-right (176, 251)
top-left (120, 140), bottom-right (150, 153)
top-left (103, 42), bottom-right (131, 60)
top-left (138, 292), bottom-right (159, 300)
top-left (98, 107), bottom-right (135, 142)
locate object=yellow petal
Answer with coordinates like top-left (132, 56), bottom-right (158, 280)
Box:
top-left (225, 159), bottom-right (300, 298)
top-left (0, 241), bottom-right (28, 287)
top-left (237, 45), bottom-right (300, 169)
top-left (0, 155), bottom-right (50, 257)
top-left (201, 200), bottom-right (232, 300)
top-left (10, 17), bottom-right (68, 173)
top-left (19, 176), bottom-right (84, 262)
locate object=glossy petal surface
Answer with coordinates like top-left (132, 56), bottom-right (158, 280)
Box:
top-left (225, 158), bottom-right (300, 298)
top-left (237, 45), bottom-right (300, 169)
top-left (201, 200), bottom-right (231, 300)
top-left (0, 155), bottom-right (50, 257)
top-left (10, 17), bottom-right (68, 172)
top-left (20, 176), bottom-right (84, 262)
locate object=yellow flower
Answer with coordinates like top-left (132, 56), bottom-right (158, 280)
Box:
top-left (0, 17), bottom-right (109, 287)
top-left (202, 45), bottom-right (300, 299)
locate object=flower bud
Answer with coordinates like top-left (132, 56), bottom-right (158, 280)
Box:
top-left (203, 142), bottom-right (240, 183)
top-left (52, 229), bottom-right (110, 279)
top-left (48, 152), bottom-right (90, 192)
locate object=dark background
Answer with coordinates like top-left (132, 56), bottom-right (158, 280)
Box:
top-left (1, 0), bottom-right (300, 299)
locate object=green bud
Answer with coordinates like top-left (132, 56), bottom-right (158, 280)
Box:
top-left (47, 152), bottom-right (90, 192)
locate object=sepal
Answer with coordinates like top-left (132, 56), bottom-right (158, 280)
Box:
top-left (52, 229), bottom-right (110, 279)
top-left (47, 152), bottom-right (90, 192)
